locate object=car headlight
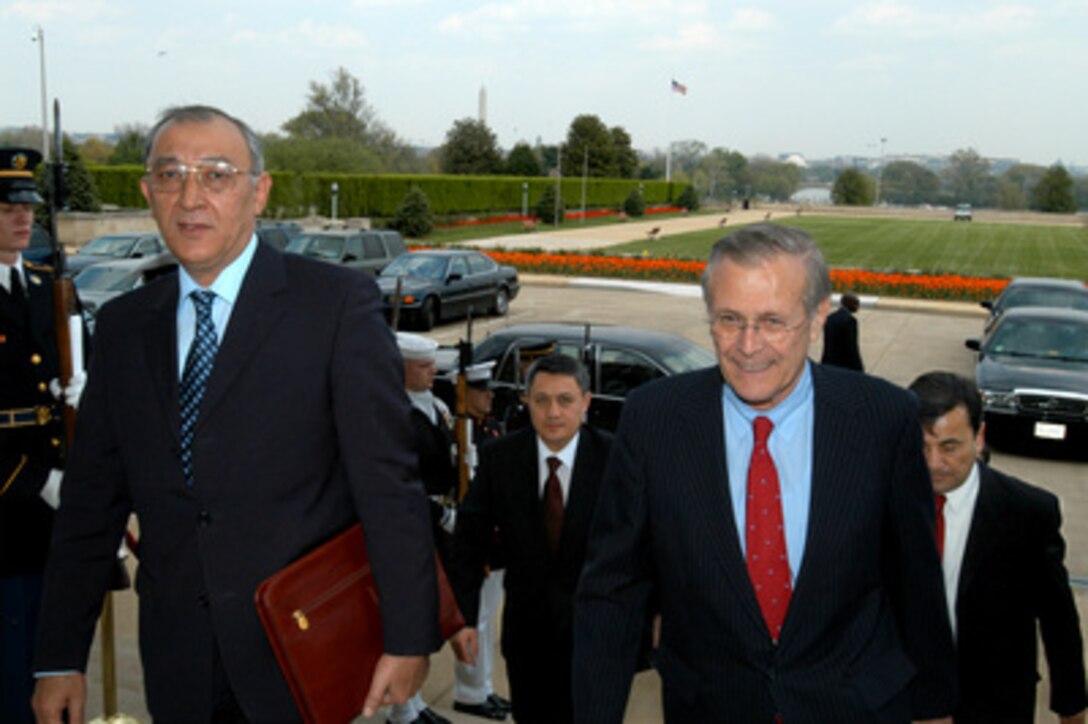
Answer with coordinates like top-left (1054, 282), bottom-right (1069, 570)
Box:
top-left (980, 389), bottom-right (1017, 411)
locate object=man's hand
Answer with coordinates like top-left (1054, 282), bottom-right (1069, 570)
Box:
top-left (1059, 710), bottom-right (1086, 724)
top-left (450, 627), bottom-right (479, 665)
top-left (361, 654), bottom-right (428, 717)
top-left (49, 371), bottom-right (86, 410)
top-left (33, 673), bottom-right (87, 724)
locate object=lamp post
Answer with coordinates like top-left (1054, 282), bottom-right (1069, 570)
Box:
top-left (32, 25), bottom-right (49, 162)
top-left (330, 181), bottom-right (339, 220)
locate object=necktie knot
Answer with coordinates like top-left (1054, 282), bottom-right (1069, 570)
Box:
top-left (935, 493), bottom-right (947, 515)
top-left (753, 416), bottom-right (774, 447)
top-left (191, 289), bottom-right (216, 318)
top-left (547, 456), bottom-right (562, 475)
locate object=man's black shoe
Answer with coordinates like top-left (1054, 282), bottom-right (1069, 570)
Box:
top-left (415, 708), bottom-right (452, 724)
top-left (487, 694), bottom-right (512, 713)
top-left (453, 698), bottom-right (508, 720)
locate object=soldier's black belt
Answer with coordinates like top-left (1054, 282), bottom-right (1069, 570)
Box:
top-left (0, 406), bottom-right (55, 428)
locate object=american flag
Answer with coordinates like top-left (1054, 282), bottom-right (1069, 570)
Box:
top-left (671, 79), bottom-right (688, 95)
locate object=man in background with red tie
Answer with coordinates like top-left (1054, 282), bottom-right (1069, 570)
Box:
top-left (450, 353), bottom-right (611, 723)
top-left (909, 371), bottom-right (1086, 724)
top-left (573, 224), bottom-right (956, 722)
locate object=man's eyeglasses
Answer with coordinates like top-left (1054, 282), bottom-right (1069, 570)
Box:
top-left (710, 312), bottom-right (808, 344)
top-left (144, 160), bottom-right (256, 194)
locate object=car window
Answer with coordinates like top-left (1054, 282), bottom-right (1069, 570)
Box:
top-left (466, 253), bottom-right (493, 275)
top-left (597, 346), bottom-right (665, 399)
top-left (494, 341), bottom-right (580, 387)
top-left (134, 238), bottom-right (158, 255)
top-left (73, 266), bottom-right (138, 292)
top-left (999, 287), bottom-right (1088, 313)
top-left (362, 234), bottom-right (386, 259)
top-left (382, 254), bottom-right (447, 280)
top-left (292, 235), bottom-right (345, 260)
top-left (449, 257), bottom-right (468, 278)
top-left (80, 236), bottom-right (136, 257)
top-left (345, 236), bottom-right (364, 259)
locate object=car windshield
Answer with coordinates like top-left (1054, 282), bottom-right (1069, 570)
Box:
top-left (986, 318), bottom-right (1088, 362)
top-left (73, 266), bottom-right (138, 292)
top-left (79, 236), bottom-right (137, 257)
top-left (286, 235), bottom-right (345, 260)
top-left (381, 255), bottom-right (448, 280)
top-left (998, 287), bottom-right (1088, 313)
top-left (655, 340), bottom-right (717, 372)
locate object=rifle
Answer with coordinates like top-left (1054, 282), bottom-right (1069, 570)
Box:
top-left (454, 309), bottom-right (474, 501)
top-left (48, 100), bottom-right (136, 724)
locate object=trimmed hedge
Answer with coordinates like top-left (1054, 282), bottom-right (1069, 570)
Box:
top-left (87, 166), bottom-right (677, 219)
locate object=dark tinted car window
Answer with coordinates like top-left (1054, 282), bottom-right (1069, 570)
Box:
top-left (346, 235), bottom-right (364, 259)
top-left (467, 253), bottom-right (490, 275)
top-left (362, 234), bottom-right (385, 259)
top-left (597, 346), bottom-right (665, 398)
top-left (449, 257), bottom-right (468, 278)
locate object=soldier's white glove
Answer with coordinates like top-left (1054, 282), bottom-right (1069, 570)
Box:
top-left (440, 505), bottom-right (457, 535)
top-left (49, 371), bottom-right (86, 410)
top-left (40, 469), bottom-right (63, 509)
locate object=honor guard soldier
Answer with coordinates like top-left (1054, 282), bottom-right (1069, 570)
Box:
top-left (453, 360), bottom-right (512, 720)
top-left (393, 332), bottom-right (454, 724)
top-left (0, 147), bottom-right (82, 723)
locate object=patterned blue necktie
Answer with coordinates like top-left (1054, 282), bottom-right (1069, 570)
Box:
top-left (179, 290), bottom-right (218, 487)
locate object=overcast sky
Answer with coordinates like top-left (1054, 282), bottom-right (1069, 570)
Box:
top-left (3, 0), bottom-right (1085, 167)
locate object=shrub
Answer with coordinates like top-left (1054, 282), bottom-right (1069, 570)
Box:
top-left (623, 187), bottom-right (646, 217)
top-left (675, 184), bottom-right (699, 211)
top-left (392, 187), bottom-right (435, 238)
top-left (536, 185), bottom-right (565, 224)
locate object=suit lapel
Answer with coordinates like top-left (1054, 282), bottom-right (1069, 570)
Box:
top-left (197, 244), bottom-right (288, 426)
top-left (142, 279), bottom-right (181, 444)
top-left (558, 427), bottom-right (600, 553)
top-left (957, 465), bottom-right (999, 600)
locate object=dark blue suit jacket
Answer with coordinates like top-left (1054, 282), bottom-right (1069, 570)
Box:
top-left (34, 243), bottom-right (438, 720)
top-left (573, 363), bottom-right (957, 722)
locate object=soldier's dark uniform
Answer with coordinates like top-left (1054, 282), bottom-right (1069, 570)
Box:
top-left (0, 148), bottom-right (65, 723)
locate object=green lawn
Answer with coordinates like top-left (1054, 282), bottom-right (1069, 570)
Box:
top-left (607, 216), bottom-right (1088, 280)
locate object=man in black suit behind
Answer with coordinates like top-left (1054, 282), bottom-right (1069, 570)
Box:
top-left (821, 290), bottom-right (864, 371)
top-left (32, 105), bottom-right (438, 722)
top-left (909, 371), bottom-right (1086, 724)
top-left (573, 224), bottom-right (956, 722)
top-left (450, 353), bottom-right (611, 724)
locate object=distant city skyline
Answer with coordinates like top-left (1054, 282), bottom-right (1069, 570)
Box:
top-left (3, 1), bottom-right (1085, 168)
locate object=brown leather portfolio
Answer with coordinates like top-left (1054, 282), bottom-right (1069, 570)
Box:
top-left (255, 523), bottom-right (464, 724)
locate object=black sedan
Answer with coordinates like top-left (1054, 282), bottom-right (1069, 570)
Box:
top-left (979, 277), bottom-right (1088, 333)
top-left (378, 250), bottom-right (520, 331)
top-left (438, 322), bottom-right (716, 431)
top-left (966, 307), bottom-right (1088, 448)
top-left (67, 232), bottom-right (167, 276)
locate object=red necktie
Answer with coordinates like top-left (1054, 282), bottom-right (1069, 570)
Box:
top-left (544, 456), bottom-right (564, 551)
top-left (746, 416), bottom-right (792, 642)
top-left (935, 493), bottom-right (947, 557)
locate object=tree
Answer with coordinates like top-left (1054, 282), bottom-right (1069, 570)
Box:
top-left (943, 148), bottom-right (991, 206)
top-left (439, 118), bottom-right (502, 175)
top-left (610, 127), bottom-right (639, 179)
top-left (504, 142), bottom-right (542, 176)
top-left (282, 66), bottom-right (374, 140)
top-left (675, 185), bottom-right (700, 211)
top-left (263, 135), bottom-right (384, 173)
top-left (995, 182), bottom-right (1028, 211)
top-left (1032, 164), bottom-right (1076, 213)
top-left (748, 157), bottom-right (801, 201)
top-left (832, 168), bottom-right (876, 206)
top-left (79, 137), bottom-right (113, 165)
top-left (35, 135), bottom-right (100, 229)
top-left (392, 187), bottom-right (435, 238)
top-left (108, 125), bottom-right (148, 165)
top-left (563, 115), bottom-right (615, 178)
top-left (623, 187), bottom-right (645, 217)
top-left (880, 161), bottom-right (940, 205)
top-left (536, 185), bottom-right (565, 224)
top-left (696, 147), bottom-right (747, 202)
top-left (1075, 176), bottom-right (1088, 212)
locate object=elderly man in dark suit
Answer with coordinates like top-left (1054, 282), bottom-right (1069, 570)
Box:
top-left (573, 224), bottom-right (956, 723)
top-left (821, 290), bottom-right (864, 371)
top-left (31, 105), bottom-right (438, 722)
top-left (450, 353), bottom-right (611, 724)
top-left (909, 371), bottom-right (1086, 724)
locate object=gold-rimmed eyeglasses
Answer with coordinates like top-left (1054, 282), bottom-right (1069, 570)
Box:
top-left (710, 312), bottom-right (808, 344)
top-left (143, 160), bottom-right (256, 194)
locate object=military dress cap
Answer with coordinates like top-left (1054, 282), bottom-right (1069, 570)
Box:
top-left (516, 340), bottom-right (556, 361)
top-left (448, 360), bottom-right (497, 389)
top-left (396, 331), bottom-right (438, 362)
top-left (0, 147), bottom-right (44, 204)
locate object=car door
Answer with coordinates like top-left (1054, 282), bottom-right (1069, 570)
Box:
top-left (442, 255), bottom-right (475, 316)
top-left (359, 233), bottom-right (389, 276)
top-left (465, 252), bottom-right (499, 312)
top-left (588, 345), bottom-right (667, 430)
top-left (342, 234), bottom-right (367, 273)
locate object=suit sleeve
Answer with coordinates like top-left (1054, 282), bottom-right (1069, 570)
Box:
top-left (332, 275), bottom-right (439, 655)
top-left (449, 447), bottom-right (499, 626)
top-left (1035, 493), bottom-right (1088, 716)
top-left (33, 302), bottom-right (134, 671)
top-left (572, 399), bottom-right (654, 724)
top-left (886, 403), bottom-right (958, 718)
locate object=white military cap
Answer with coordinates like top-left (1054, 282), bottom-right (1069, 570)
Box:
top-left (396, 332), bottom-right (438, 361)
top-left (465, 360), bottom-right (497, 389)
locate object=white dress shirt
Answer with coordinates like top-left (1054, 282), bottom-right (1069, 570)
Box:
top-left (940, 462), bottom-right (981, 638)
top-left (536, 432), bottom-right (580, 505)
top-left (0, 258), bottom-right (26, 294)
